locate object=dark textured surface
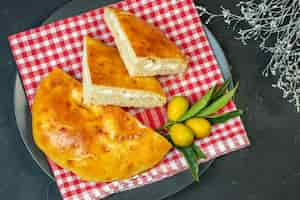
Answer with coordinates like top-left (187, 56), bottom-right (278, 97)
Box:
top-left (1, 0), bottom-right (300, 200)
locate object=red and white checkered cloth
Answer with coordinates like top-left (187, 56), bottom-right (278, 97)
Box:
top-left (9, 0), bottom-right (250, 199)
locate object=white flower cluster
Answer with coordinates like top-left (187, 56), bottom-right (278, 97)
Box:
top-left (197, 0), bottom-right (300, 112)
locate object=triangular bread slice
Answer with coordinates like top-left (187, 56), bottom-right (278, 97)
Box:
top-left (32, 68), bottom-right (171, 181)
top-left (82, 36), bottom-right (166, 108)
top-left (104, 8), bottom-right (188, 76)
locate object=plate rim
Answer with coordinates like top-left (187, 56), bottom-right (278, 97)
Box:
top-left (13, 0), bottom-right (232, 199)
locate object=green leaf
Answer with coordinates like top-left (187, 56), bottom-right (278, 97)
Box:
top-left (162, 135), bottom-right (200, 182)
top-left (211, 80), bottom-right (231, 101)
top-left (157, 121), bottom-right (176, 131)
top-left (206, 110), bottom-right (243, 124)
top-left (191, 143), bottom-right (206, 159)
top-left (163, 135), bottom-right (200, 182)
top-left (178, 147), bottom-right (199, 182)
top-left (178, 85), bottom-right (216, 122)
top-left (197, 82), bottom-right (239, 117)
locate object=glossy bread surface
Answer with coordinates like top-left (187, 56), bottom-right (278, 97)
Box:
top-left (86, 36), bottom-right (165, 96)
top-left (108, 8), bottom-right (186, 60)
top-left (32, 68), bottom-right (171, 181)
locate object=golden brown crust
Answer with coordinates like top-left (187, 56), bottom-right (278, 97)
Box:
top-left (85, 36), bottom-right (165, 97)
top-left (107, 8), bottom-right (186, 60)
top-left (32, 68), bottom-right (171, 181)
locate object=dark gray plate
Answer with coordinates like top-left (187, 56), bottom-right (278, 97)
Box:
top-left (14, 0), bottom-right (232, 199)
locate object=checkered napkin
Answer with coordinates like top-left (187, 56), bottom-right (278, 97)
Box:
top-left (9, 0), bottom-right (250, 199)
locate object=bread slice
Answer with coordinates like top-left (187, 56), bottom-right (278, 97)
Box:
top-left (82, 36), bottom-right (166, 108)
top-left (104, 8), bottom-right (188, 76)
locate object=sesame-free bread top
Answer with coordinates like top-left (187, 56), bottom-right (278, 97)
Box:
top-left (32, 68), bottom-right (171, 181)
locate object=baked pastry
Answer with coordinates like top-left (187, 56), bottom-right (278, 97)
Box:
top-left (104, 8), bottom-right (188, 76)
top-left (32, 68), bottom-right (171, 181)
top-left (82, 36), bottom-right (166, 107)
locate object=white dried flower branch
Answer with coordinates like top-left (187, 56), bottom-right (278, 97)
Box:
top-left (196, 0), bottom-right (300, 112)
